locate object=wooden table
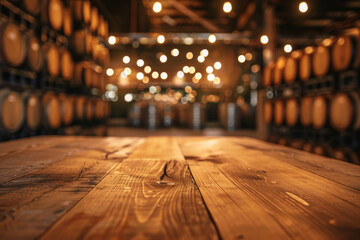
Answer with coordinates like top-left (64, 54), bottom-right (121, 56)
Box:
top-left (0, 136), bottom-right (359, 240)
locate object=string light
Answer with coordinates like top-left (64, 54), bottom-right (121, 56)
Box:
top-left (157, 35), bottom-right (165, 44)
top-left (106, 68), bottom-right (114, 76)
top-left (223, 2), bottom-right (232, 13)
top-left (214, 61), bottom-right (222, 70)
top-left (197, 55), bottom-right (205, 63)
top-left (284, 44), bottom-right (293, 53)
top-left (207, 74), bottom-right (215, 81)
top-left (144, 66), bottom-right (152, 73)
top-left (160, 72), bottom-right (168, 80)
top-left (177, 71), bottom-right (185, 78)
top-left (206, 66), bottom-right (214, 74)
top-left (299, 2), bottom-right (308, 13)
top-left (200, 49), bottom-right (209, 57)
top-left (238, 55), bottom-right (246, 63)
top-left (160, 55), bottom-right (167, 63)
top-left (260, 35), bottom-right (269, 44)
top-left (137, 59), bottom-right (144, 67)
top-left (171, 48), bottom-right (179, 57)
top-left (186, 52), bottom-right (193, 60)
top-left (152, 71), bottom-right (159, 79)
top-left (136, 72), bottom-right (144, 80)
top-left (123, 56), bottom-right (130, 64)
top-left (153, 2), bottom-right (162, 13)
top-left (208, 34), bottom-right (216, 43)
top-left (108, 36), bottom-right (116, 45)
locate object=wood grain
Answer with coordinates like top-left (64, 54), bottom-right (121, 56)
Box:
top-left (0, 137), bottom-right (143, 240)
top-left (178, 137), bottom-right (360, 240)
top-left (40, 137), bottom-right (218, 240)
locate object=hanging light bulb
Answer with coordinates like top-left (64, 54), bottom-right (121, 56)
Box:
top-left (153, 2), bottom-right (162, 13)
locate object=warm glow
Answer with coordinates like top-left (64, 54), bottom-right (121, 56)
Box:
top-left (238, 55), bottom-right (246, 63)
top-left (245, 53), bottom-right (253, 61)
top-left (157, 35), bottom-right (165, 44)
top-left (206, 66), bottom-right (214, 74)
top-left (183, 66), bottom-right (190, 73)
top-left (197, 55), bottom-right (205, 63)
top-left (223, 2), bottom-right (232, 13)
top-left (124, 93), bottom-right (133, 102)
top-left (284, 44), bottom-right (293, 53)
top-left (160, 55), bottom-right (167, 63)
top-left (137, 59), bottom-right (144, 67)
top-left (152, 71), bottom-right (159, 79)
top-left (208, 34), bottom-right (216, 43)
top-left (171, 48), bottom-right (179, 57)
top-left (136, 72), bottom-right (144, 80)
top-left (106, 68), bottom-right (114, 76)
top-left (177, 71), bottom-right (185, 78)
top-left (142, 76), bottom-right (149, 83)
top-left (195, 72), bottom-right (202, 80)
top-left (144, 66), bottom-right (152, 73)
top-left (189, 66), bottom-right (196, 74)
top-left (153, 2), bottom-right (162, 13)
top-left (200, 49), bottom-right (209, 57)
top-left (214, 61), bottom-right (222, 70)
top-left (123, 56), bottom-right (130, 64)
top-left (186, 52), bottom-right (193, 60)
top-left (260, 35), bottom-right (269, 44)
top-left (214, 77), bottom-right (221, 84)
top-left (108, 36), bottom-right (116, 45)
top-left (299, 2), bottom-right (308, 13)
top-left (184, 37), bottom-right (194, 45)
top-left (160, 72), bottom-right (168, 80)
top-left (124, 67), bottom-right (131, 75)
top-left (207, 74), bottom-right (215, 81)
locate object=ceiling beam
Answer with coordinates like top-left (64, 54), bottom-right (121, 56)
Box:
top-left (167, 0), bottom-right (222, 33)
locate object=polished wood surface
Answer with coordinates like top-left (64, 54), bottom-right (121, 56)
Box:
top-left (0, 136), bottom-right (359, 240)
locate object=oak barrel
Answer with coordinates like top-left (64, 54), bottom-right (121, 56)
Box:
top-left (300, 96), bottom-right (312, 127)
top-left (312, 95), bottom-right (328, 129)
top-left (21, 90), bottom-right (42, 131)
top-left (302, 142), bottom-right (314, 152)
top-left (26, 32), bottom-right (43, 72)
top-left (23, 0), bottom-right (41, 15)
top-left (60, 48), bottom-right (74, 81)
top-left (299, 47), bottom-right (314, 81)
top-left (330, 92), bottom-right (360, 131)
top-left (41, 0), bottom-right (64, 31)
top-left (0, 89), bottom-right (24, 133)
top-left (59, 94), bottom-right (74, 125)
top-left (82, 0), bottom-right (91, 25)
top-left (86, 98), bottom-right (94, 121)
top-left (332, 34), bottom-right (359, 71)
top-left (42, 92), bottom-right (61, 129)
top-left (90, 6), bottom-right (98, 33)
top-left (312, 45), bottom-right (331, 77)
top-left (263, 101), bottom-right (273, 124)
top-left (284, 51), bottom-right (301, 84)
top-left (75, 96), bottom-right (86, 121)
top-left (312, 143), bottom-right (332, 156)
top-left (0, 22), bottom-right (26, 67)
top-left (43, 43), bottom-right (60, 77)
top-left (273, 56), bottom-right (286, 86)
top-left (63, 7), bottom-right (73, 37)
top-left (285, 98), bottom-right (299, 126)
top-left (98, 15), bottom-right (104, 37)
top-left (274, 100), bottom-right (284, 126)
top-left (262, 62), bottom-right (274, 87)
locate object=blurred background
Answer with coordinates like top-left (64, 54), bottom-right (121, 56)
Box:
top-left (0, 0), bottom-right (360, 164)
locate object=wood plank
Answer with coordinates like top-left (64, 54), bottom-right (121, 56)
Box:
top-left (40, 137), bottom-right (218, 240)
top-left (0, 136), bottom-right (137, 184)
top-left (0, 137), bottom-right (143, 240)
top-left (178, 137), bottom-right (360, 240)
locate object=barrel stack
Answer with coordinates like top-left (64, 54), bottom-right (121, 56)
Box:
top-left (262, 30), bottom-right (360, 164)
top-left (0, 0), bottom-right (110, 140)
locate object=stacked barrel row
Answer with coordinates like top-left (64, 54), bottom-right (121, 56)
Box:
top-left (0, 0), bottom-right (111, 140)
top-left (0, 88), bottom-right (110, 135)
top-left (128, 102), bottom-right (206, 130)
top-left (262, 29), bottom-right (360, 164)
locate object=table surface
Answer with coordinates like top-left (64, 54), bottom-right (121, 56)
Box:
top-left (0, 136), bottom-right (359, 240)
